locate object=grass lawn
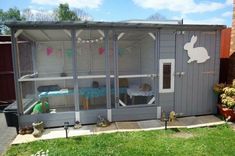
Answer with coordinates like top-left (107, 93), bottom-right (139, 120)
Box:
top-left (5, 124), bottom-right (235, 156)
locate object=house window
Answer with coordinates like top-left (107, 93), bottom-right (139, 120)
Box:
top-left (159, 59), bottom-right (175, 93)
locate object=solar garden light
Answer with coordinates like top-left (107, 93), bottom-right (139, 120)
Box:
top-left (64, 122), bottom-right (69, 138)
top-left (163, 112), bottom-right (169, 130)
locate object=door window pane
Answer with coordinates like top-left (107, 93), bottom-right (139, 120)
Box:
top-left (163, 63), bottom-right (171, 89)
top-left (159, 59), bottom-right (175, 93)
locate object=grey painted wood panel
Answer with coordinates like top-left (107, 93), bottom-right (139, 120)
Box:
top-left (175, 33), bottom-right (182, 114)
top-left (159, 93), bottom-right (174, 102)
top-left (19, 112), bottom-right (75, 127)
top-left (159, 41), bottom-right (175, 47)
top-left (181, 33), bottom-right (189, 115)
top-left (175, 30), bottom-right (219, 116)
top-left (207, 33), bottom-right (216, 114)
top-left (159, 93), bottom-right (174, 112)
top-left (186, 32), bottom-right (193, 116)
top-left (112, 106), bottom-right (158, 121)
top-left (159, 52), bottom-right (175, 59)
top-left (197, 32), bottom-right (205, 115)
top-left (159, 30), bottom-right (175, 60)
top-left (160, 101), bottom-right (174, 113)
top-left (191, 31), bottom-right (200, 115)
top-left (158, 31), bottom-right (175, 113)
top-left (80, 109), bottom-right (107, 124)
top-left (160, 46), bottom-right (175, 51)
top-left (212, 31), bottom-right (221, 113)
top-left (175, 32), bottom-right (190, 115)
top-left (201, 33), bottom-right (210, 115)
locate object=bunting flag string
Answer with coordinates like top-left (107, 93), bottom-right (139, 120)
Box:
top-left (97, 47), bottom-right (126, 57)
top-left (45, 47), bottom-right (127, 58)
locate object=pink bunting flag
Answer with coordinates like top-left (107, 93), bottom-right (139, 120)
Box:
top-left (46, 47), bottom-right (53, 56)
top-left (98, 47), bottom-right (105, 55)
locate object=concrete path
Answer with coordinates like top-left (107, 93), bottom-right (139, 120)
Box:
top-left (12, 115), bottom-right (226, 144)
top-left (0, 113), bottom-right (17, 155)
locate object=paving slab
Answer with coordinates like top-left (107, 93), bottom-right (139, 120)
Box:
top-left (196, 115), bottom-right (222, 124)
top-left (0, 113), bottom-right (17, 155)
top-left (11, 115), bottom-right (227, 145)
top-left (116, 121), bottom-right (141, 131)
top-left (166, 119), bottom-right (186, 128)
top-left (65, 125), bottom-right (95, 137)
top-left (12, 134), bottom-right (37, 144)
top-left (94, 123), bottom-right (118, 134)
top-left (138, 120), bottom-right (163, 129)
top-left (12, 125), bottom-right (95, 144)
top-left (40, 127), bottom-right (94, 140)
top-left (177, 116), bottom-right (203, 128)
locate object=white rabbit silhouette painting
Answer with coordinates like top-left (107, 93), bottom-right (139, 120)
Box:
top-left (184, 35), bottom-right (210, 63)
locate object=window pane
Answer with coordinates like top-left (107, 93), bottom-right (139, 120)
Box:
top-left (163, 63), bottom-right (171, 89)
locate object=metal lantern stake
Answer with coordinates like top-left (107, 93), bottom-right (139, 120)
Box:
top-left (164, 118), bottom-right (168, 130)
top-left (164, 112), bottom-right (169, 130)
top-left (64, 122), bottom-right (69, 138)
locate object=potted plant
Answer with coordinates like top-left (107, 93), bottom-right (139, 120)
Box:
top-left (213, 83), bottom-right (226, 95)
top-left (215, 80), bottom-right (235, 121)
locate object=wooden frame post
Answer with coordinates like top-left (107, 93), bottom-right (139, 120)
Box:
top-left (11, 29), bottom-right (23, 115)
top-left (104, 30), bottom-right (112, 121)
top-left (71, 29), bottom-right (80, 121)
top-left (31, 41), bottom-right (37, 99)
top-left (113, 31), bottom-right (119, 108)
top-left (155, 30), bottom-right (162, 119)
top-left (155, 30), bottom-right (160, 106)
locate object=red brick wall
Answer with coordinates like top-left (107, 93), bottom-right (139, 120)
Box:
top-left (230, 0), bottom-right (235, 55)
top-left (221, 28), bottom-right (231, 58)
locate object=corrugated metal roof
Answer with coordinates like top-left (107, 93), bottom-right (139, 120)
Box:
top-left (4, 21), bottom-right (226, 30)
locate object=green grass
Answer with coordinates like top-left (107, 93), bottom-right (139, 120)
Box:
top-left (5, 124), bottom-right (235, 156)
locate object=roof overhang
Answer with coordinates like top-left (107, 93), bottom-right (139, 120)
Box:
top-left (4, 21), bottom-right (226, 31)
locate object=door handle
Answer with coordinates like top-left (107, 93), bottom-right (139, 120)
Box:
top-left (175, 72), bottom-right (181, 76)
top-left (175, 72), bottom-right (180, 76)
top-left (149, 74), bottom-right (158, 80)
top-left (175, 72), bottom-right (185, 77)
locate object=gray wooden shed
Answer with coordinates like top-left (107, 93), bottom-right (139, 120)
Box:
top-left (5, 21), bottom-right (224, 128)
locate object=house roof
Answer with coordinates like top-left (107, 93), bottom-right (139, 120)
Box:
top-left (4, 21), bottom-right (226, 31)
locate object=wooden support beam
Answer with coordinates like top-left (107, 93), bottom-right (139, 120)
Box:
top-left (0, 41), bottom-right (29, 44)
top-left (76, 30), bottom-right (83, 38)
top-left (14, 29), bottom-right (23, 38)
top-left (40, 30), bottom-right (50, 40)
top-left (119, 99), bottom-right (126, 106)
top-left (64, 29), bottom-right (71, 38)
top-left (98, 30), bottom-right (105, 37)
top-left (148, 32), bottom-right (156, 40)
top-left (118, 32), bottom-right (125, 40)
top-left (22, 31), bottom-right (35, 42)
